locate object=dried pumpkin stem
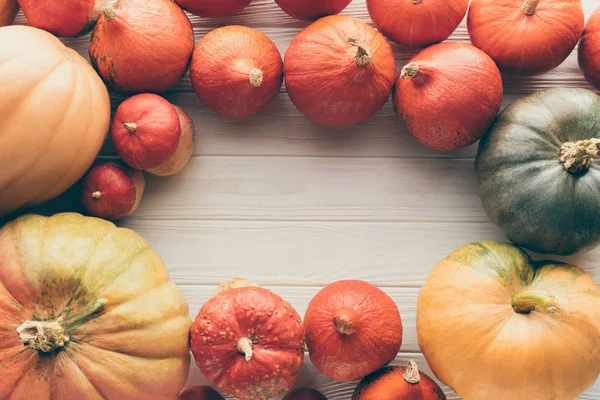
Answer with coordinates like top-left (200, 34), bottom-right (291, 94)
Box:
top-left (404, 360), bottom-right (421, 384)
top-left (559, 138), bottom-right (600, 174)
top-left (412, 0), bottom-right (421, 3)
top-left (512, 291), bottom-right (558, 314)
top-left (92, 191), bottom-right (102, 199)
top-left (103, 6), bottom-right (117, 21)
top-left (347, 37), bottom-right (372, 67)
top-left (249, 68), bottom-right (264, 88)
top-left (401, 63), bottom-right (420, 80)
top-left (237, 337), bottom-right (254, 361)
top-left (16, 316), bottom-right (70, 353)
top-left (333, 307), bottom-right (359, 335)
top-left (124, 123), bottom-right (137, 134)
top-left (521, 0), bottom-right (539, 16)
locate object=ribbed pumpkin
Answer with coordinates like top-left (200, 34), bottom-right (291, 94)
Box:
top-left (0, 26), bottom-right (110, 216)
top-left (0, 213), bottom-right (192, 399)
top-left (0, 0), bottom-right (18, 26)
top-left (579, 7), bottom-right (600, 90)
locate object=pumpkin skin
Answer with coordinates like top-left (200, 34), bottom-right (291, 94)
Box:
top-left (275, 0), bottom-right (351, 21)
top-left (0, 0), bottom-right (18, 27)
top-left (89, 0), bottom-right (194, 93)
top-left (579, 7), bottom-right (600, 90)
top-left (476, 88), bottom-right (600, 255)
top-left (190, 281), bottom-right (305, 400)
top-left (0, 213), bottom-right (192, 399)
top-left (304, 280), bottom-right (403, 382)
top-left (417, 241), bottom-right (600, 400)
top-left (394, 42), bottom-right (503, 151)
top-left (18, 0), bottom-right (107, 37)
top-left (0, 26), bottom-right (110, 216)
top-left (467, 0), bottom-right (584, 76)
top-left (175, 0), bottom-right (252, 17)
top-left (284, 15), bottom-right (396, 127)
top-left (282, 388), bottom-right (328, 400)
top-left (190, 26), bottom-right (283, 118)
top-left (367, 0), bottom-right (468, 48)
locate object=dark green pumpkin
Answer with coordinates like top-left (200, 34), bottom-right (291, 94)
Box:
top-left (475, 88), bottom-right (600, 255)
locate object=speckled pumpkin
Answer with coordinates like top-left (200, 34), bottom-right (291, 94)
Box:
top-left (0, 213), bottom-right (192, 399)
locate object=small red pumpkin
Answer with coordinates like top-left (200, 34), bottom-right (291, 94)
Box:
top-left (175, 0), bottom-right (252, 17)
top-left (180, 386), bottom-right (225, 400)
top-left (275, 0), bottom-right (351, 21)
top-left (190, 26), bottom-right (283, 118)
top-left (284, 15), bottom-right (396, 127)
top-left (81, 162), bottom-right (145, 220)
top-left (190, 279), bottom-right (305, 400)
top-left (304, 280), bottom-right (403, 382)
top-left (283, 388), bottom-right (328, 400)
top-left (467, 0), bottom-right (584, 76)
top-left (89, 0), bottom-right (194, 93)
top-left (579, 8), bottom-right (600, 90)
top-left (352, 361), bottom-right (446, 400)
top-left (394, 42), bottom-right (503, 151)
top-left (18, 0), bottom-right (104, 37)
top-left (367, 0), bottom-right (468, 48)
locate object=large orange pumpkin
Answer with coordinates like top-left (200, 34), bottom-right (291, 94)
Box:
top-left (0, 213), bottom-right (192, 399)
top-left (0, 26), bottom-right (110, 216)
top-left (0, 0), bottom-right (18, 26)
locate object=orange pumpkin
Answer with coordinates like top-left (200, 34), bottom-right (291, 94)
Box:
top-left (18, 0), bottom-right (106, 37)
top-left (0, 0), bottom-right (18, 26)
top-left (0, 213), bottom-right (192, 399)
top-left (0, 26), bottom-right (110, 216)
top-left (579, 7), bottom-right (600, 90)
top-left (175, 0), bottom-right (253, 17)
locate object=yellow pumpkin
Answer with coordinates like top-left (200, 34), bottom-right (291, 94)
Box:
top-left (0, 26), bottom-right (110, 216)
top-left (0, 0), bottom-right (18, 26)
top-left (0, 213), bottom-right (192, 399)
top-left (417, 241), bottom-right (600, 400)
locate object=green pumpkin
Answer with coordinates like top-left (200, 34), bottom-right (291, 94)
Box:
top-left (475, 88), bottom-right (600, 255)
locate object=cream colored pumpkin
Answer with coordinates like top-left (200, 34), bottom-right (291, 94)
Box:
top-left (417, 241), bottom-right (600, 400)
top-left (0, 26), bottom-right (110, 215)
top-left (0, 0), bottom-right (18, 26)
top-left (0, 213), bottom-right (192, 399)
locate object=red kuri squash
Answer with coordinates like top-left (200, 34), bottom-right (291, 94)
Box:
top-left (180, 386), bottom-right (225, 400)
top-left (190, 279), bottom-right (305, 400)
top-left (89, 0), bottom-right (194, 93)
top-left (579, 7), bottom-right (600, 90)
top-left (467, 0), bottom-right (584, 76)
top-left (275, 0), bottom-right (351, 21)
top-left (304, 280), bottom-right (403, 382)
top-left (394, 42), bottom-right (503, 151)
top-left (190, 26), bottom-right (283, 118)
top-left (284, 15), bottom-right (396, 127)
top-left (175, 0), bottom-right (252, 17)
top-left (283, 388), bottom-right (328, 400)
top-left (0, 0), bottom-right (18, 27)
top-left (367, 0), bottom-right (468, 48)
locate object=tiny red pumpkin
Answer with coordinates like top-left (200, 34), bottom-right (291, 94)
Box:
top-left (18, 0), bottom-right (104, 37)
top-left (304, 280), bottom-right (403, 382)
top-left (179, 386), bottom-right (225, 400)
top-left (190, 26), bottom-right (283, 118)
top-left (367, 0), bottom-right (468, 48)
top-left (283, 388), bottom-right (328, 400)
top-left (190, 279), bottom-right (305, 400)
top-left (275, 0), bottom-right (351, 21)
top-left (579, 7), bottom-right (600, 90)
top-left (89, 0), bottom-right (194, 93)
top-left (284, 15), bottom-right (396, 127)
top-left (467, 0), bottom-right (584, 76)
top-left (175, 0), bottom-right (252, 17)
top-left (394, 42), bottom-right (503, 151)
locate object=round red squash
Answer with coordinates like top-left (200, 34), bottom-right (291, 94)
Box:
top-left (180, 386), bottom-right (225, 400)
top-left (352, 361), bottom-right (446, 400)
top-left (275, 0), bottom-right (351, 21)
top-left (467, 0), bottom-right (584, 76)
top-left (89, 0), bottom-right (194, 93)
top-left (190, 26), bottom-right (283, 118)
top-left (304, 280), bottom-right (403, 382)
top-left (394, 42), bottom-right (503, 151)
top-left (190, 280), bottom-right (305, 400)
top-left (175, 0), bottom-right (252, 17)
top-left (579, 7), bottom-right (600, 90)
top-left (284, 15), bottom-right (396, 127)
top-left (0, 0), bottom-right (18, 27)
top-left (283, 388), bottom-right (328, 400)
top-left (367, 0), bottom-right (468, 48)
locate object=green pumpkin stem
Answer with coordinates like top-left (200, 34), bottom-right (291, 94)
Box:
top-left (521, 0), bottom-right (539, 16)
top-left (347, 37), bottom-right (372, 67)
top-left (559, 138), bottom-right (600, 174)
top-left (512, 291), bottom-right (558, 314)
top-left (16, 316), bottom-right (70, 353)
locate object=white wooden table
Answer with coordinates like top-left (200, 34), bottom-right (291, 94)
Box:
top-left (18, 1), bottom-right (600, 398)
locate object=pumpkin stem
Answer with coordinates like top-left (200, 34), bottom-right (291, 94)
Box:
top-left (103, 6), bottom-right (117, 21)
top-left (214, 278), bottom-right (258, 296)
top-left (347, 37), bottom-right (372, 67)
top-left (16, 316), bottom-right (70, 353)
top-left (92, 191), bottom-right (102, 199)
top-left (249, 68), bottom-right (264, 88)
top-left (237, 337), bottom-right (254, 361)
top-left (521, 0), bottom-right (539, 16)
top-left (333, 307), bottom-right (359, 335)
top-left (124, 123), bottom-right (137, 134)
top-left (412, 0), bottom-right (421, 3)
top-left (559, 138), bottom-right (600, 174)
top-left (404, 360), bottom-right (421, 384)
top-left (512, 291), bottom-right (558, 314)
top-left (401, 63), bottom-right (420, 80)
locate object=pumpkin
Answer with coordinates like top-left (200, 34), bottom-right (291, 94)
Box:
top-left (81, 162), bottom-right (145, 220)
top-left (579, 7), bottom-right (600, 90)
top-left (394, 42), bottom-right (503, 151)
top-left (467, 0), bottom-right (584, 76)
top-left (18, 0), bottom-right (107, 37)
top-left (284, 15), bottom-right (396, 127)
top-left (352, 361), bottom-right (446, 400)
top-left (282, 388), bottom-right (328, 400)
top-left (190, 26), bottom-right (283, 118)
top-left (0, 26), bottom-right (110, 217)
top-left (174, 0), bottom-right (252, 17)
top-left (275, 0), bottom-right (351, 21)
top-left (417, 241), bottom-right (600, 400)
top-left (89, 0), bottom-right (194, 93)
top-left (367, 0), bottom-right (468, 48)
top-left (304, 280), bottom-right (403, 382)
top-left (180, 386), bottom-right (225, 400)
top-left (190, 279), bottom-right (305, 400)
top-left (0, 0), bottom-right (18, 27)
top-left (0, 213), bottom-right (192, 399)
top-left (476, 88), bottom-right (600, 255)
